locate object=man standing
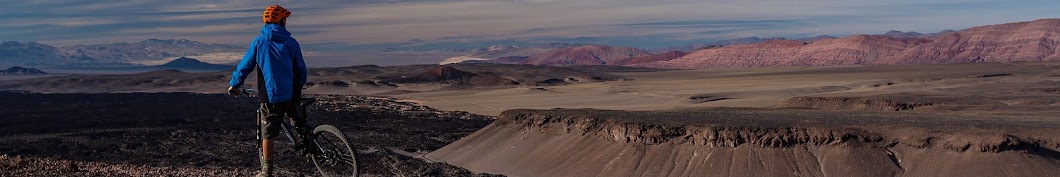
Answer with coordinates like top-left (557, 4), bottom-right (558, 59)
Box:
top-left (227, 5), bottom-right (308, 177)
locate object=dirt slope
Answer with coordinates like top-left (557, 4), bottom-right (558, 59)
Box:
top-left (427, 108), bottom-right (1060, 177)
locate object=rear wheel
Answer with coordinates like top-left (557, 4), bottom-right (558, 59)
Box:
top-left (309, 125), bottom-right (359, 177)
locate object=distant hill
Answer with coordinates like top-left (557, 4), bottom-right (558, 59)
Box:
top-left (0, 39), bottom-right (243, 67)
top-left (638, 18), bottom-right (1060, 69)
top-left (639, 35), bottom-right (929, 69)
top-left (708, 37), bottom-right (787, 46)
top-left (522, 45), bottom-right (652, 66)
top-left (798, 35), bottom-right (838, 42)
top-left (156, 57), bottom-right (233, 70)
top-left (880, 30), bottom-right (957, 39)
top-left (381, 65), bottom-right (518, 87)
top-left (654, 37), bottom-right (789, 52)
top-left (62, 39), bottom-right (244, 63)
top-left (879, 19), bottom-right (1060, 64)
top-left (0, 66), bottom-right (47, 75)
top-left (0, 64), bottom-right (622, 93)
top-left (883, 30), bottom-right (926, 38)
top-left (442, 18), bottom-right (1060, 69)
top-left (0, 41), bottom-right (71, 66)
top-left (440, 43), bottom-right (585, 65)
top-left (474, 43), bottom-right (587, 59)
top-left (621, 51), bottom-right (688, 65)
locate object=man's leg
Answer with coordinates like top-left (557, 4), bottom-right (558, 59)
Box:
top-left (257, 103), bottom-right (284, 177)
top-left (288, 101), bottom-right (308, 134)
top-left (284, 101), bottom-right (313, 155)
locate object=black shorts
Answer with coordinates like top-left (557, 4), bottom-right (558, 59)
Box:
top-left (258, 101), bottom-right (305, 139)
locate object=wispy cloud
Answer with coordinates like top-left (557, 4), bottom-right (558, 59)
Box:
top-left (116, 24), bottom-right (258, 35)
top-left (2, 0), bottom-right (1059, 49)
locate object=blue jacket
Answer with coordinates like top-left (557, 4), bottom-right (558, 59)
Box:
top-left (230, 24), bottom-right (308, 103)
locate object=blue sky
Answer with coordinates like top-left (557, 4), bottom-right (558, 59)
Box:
top-left (3, 0), bottom-right (1060, 50)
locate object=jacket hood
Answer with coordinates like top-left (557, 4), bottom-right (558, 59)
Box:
top-left (260, 24), bottom-right (291, 42)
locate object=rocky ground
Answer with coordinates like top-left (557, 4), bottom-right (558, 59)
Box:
top-left (0, 91), bottom-right (502, 176)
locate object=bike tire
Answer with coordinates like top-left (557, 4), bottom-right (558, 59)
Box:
top-left (309, 124), bottom-right (359, 177)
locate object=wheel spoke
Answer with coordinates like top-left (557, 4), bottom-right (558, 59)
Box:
top-left (308, 125), bottom-right (358, 177)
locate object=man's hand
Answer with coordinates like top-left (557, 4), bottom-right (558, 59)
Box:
top-left (227, 86), bottom-right (241, 96)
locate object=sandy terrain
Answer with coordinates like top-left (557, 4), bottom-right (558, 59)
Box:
top-left (395, 62), bottom-right (1060, 116)
top-left (408, 61), bottom-right (1060, 177)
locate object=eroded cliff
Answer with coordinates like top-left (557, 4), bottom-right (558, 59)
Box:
top-left (428, 108), bottom-right (1060, 177)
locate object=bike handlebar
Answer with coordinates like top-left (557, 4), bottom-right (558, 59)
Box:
top-left (226, 88), bottom-right (257, 97)
top-left (231, 88), bottom-right (316, 107)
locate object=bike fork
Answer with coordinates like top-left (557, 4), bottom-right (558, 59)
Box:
top-left (256, 109), bottom-right (265, 167)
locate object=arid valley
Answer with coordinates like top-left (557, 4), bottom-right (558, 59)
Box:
top-left (3, 60), bottom-right (1060, 176)
top-left (5, 2), bottom-right (1060, 175)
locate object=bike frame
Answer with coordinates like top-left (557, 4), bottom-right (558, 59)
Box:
top-left (255, 101), bottom-right (329, 165)
top-left (241, 89), bottom-right (358, 176)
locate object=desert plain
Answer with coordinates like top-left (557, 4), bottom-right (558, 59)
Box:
top-left (1, 61), bottom-right (1059, 177)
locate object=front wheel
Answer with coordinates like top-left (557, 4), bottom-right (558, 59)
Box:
top-left (309, 125), bottom-right (359, 177)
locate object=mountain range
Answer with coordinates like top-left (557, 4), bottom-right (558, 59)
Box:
top-left (641, 35), bottom-right (931, 69)
top-left (0, 39), bottom-right (243, 68)
top-left (645, 18), bottom-right (1060, 69)
top-left (0, 66), bottom-right (47, 75)
top-left (521, 45), bottom-right (652, 66)
top-left (652, 36), bottom-right (840, 53)
top-left (453, 18), bottom-right (1060, 69)
top-left (444, 44), bottom-right (659, 66)
top-left (5, 18), bottom-right (1060, 70)
top-left (439, 43), bottom-right (586, 64)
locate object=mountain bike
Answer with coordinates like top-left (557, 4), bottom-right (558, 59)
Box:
top-left (238, 89), bottom-right (359, 177)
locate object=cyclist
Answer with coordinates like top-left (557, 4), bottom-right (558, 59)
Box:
top-left (227, 5), bottom-right (308, 177)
